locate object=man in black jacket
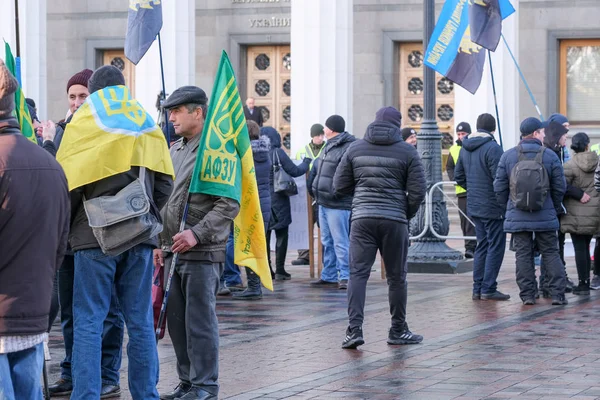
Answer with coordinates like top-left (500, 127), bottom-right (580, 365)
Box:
top-left (334, 107), bottom-right (426, 349)
top-left (243, 97), bottom-right (264, 126)
top-left (307, 115), bottom-right (355, 290)
top-left (455, 113), bottom-right (510, 301)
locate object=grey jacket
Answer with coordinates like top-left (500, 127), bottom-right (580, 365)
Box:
top-left (160, 133), bottom-right (240, 261)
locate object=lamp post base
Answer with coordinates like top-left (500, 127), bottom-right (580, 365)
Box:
top-left (407, 241), bottom-right (471, 274)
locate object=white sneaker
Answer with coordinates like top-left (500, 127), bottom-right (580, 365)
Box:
top-left (590, 275), bottom-right (600, 290)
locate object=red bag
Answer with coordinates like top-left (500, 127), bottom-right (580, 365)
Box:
top-left (152, 264), bottom-right (167, 339)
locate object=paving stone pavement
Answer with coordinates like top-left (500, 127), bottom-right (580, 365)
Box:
top-left (47, 247), bottom-right (600, 399)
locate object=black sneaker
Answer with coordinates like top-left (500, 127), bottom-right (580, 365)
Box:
top-left (48, 378), bottom-right (73, 396)
top-left (565, 277), bottom-right (574, 293)
top-left (342, 326), bottom-right (364, 349)
top-left (338, 279), bottom-right (348, 290)
top-left (573, 281), bottom-right (590, 296)
top-left (387, 327), bottom-right (423, 345)
top-left (472, 292), bottom-right (481, 300)
top-left (551, 295), bottom-right (568, 305)
top-left (291, 258), bottom-right (309, 266)
top-left (310, 279), bottom-right (337, 287)
top-left (522, 298), bottom-right (536, 305)
top-left (160, 382), bottom-right (192, 400)
top-left (481, 291), bottom-right (511, 301)
top-left (464, 250), bottom-right (474, 259)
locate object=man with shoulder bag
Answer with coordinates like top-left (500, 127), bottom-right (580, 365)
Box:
top-left (57, 66), bottom-right (175, 399)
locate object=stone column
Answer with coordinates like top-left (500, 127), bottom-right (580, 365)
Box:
top-left (290, 0), bottom-right (352, 156)
top-left (135, 0), bottom-right (195, 121)
top-left (0, 0), bottom-right (47, 120)
top-left (454, 0), bottom-right (520, 151)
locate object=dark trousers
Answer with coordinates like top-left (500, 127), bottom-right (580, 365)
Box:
top-left (571, 233), bottom-right (593, 282)
top-left (594, 239), bottom-right (600, 276)
top-left (457, 196), bottom-right (477, 253)
top-left (540, 231), bottom-right (568, 287)
top-left (165, 258), bottom-right (221, 395)
top-left (513, 231), bottom-right (566, 300)
top-left (266, 227), bottom-right (289, 273)
top-left (472, 217), bottom-right (506, 295)
top-left (348, 219), bottom-right (409, 332)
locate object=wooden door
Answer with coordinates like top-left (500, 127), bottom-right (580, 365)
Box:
top-left (247, 45), bottom-right (291, 151)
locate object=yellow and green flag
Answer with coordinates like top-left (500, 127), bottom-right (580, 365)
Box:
top-left (190, 51), bottom-right (272, 291)
top-left (57, 85), bottom-right (175, 190)
top-left (3, 42), bottom-right (36, 143)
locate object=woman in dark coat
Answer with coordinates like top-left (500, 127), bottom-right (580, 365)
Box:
top-left (261, 126), bottom-right (311, 280)
top-left (233, 121), bottom-right (273, 299)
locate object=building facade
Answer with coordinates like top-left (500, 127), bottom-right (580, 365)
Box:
top-left (1, 0), bottom-right (598, 156)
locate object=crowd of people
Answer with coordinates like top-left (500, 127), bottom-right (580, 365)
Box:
top-left (1, 55), bottom-right (600, 400)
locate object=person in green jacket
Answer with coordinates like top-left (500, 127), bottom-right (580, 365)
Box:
top-left (293, 124), bottom-right (326, 265)
top-left (446, 122), bottom-right (477, 259)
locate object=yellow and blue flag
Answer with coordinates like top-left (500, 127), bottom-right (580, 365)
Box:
top-left (56, 85), bottom-right (175, 191)
top-left (189, 51), bottom-right (273, 291)
top-left (125, 0), bottom-right (163, 65)
top-left (3, 42), bottom-right (36, 143)
top-left (470, 0), bottom-right (515, 51)
top-left (424, 0), bottom-right (514, 94)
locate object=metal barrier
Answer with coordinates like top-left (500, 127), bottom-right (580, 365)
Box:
top-left (427, 181), bottom-right (477, 241)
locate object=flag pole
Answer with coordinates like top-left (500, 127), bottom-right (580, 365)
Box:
top-left (157, 32), bottom-right (170, 146)
top-left (501, 33), bottom-right (544, 121)
top-left (14, 0), bottom-right (22, 85)
top-left (155, 199), bottom-right (189, 343)
top-left (488, 51), bottom-right (503, 150)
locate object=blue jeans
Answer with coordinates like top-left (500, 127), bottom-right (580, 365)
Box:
top-left (0, 343), bottom-right (44, 400)
top-left (72, 245), bottom-right (159, 400)
top-left (58, 255), bottom-right (124, 385)
top-left (472, 217), bottom-right (506, 295)
top-left (319, 206), bottom-right (351, 282)
top-left (223, 231), bottom-right (242, 286)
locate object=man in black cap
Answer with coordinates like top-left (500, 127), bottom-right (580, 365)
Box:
top-left (293, 123), bottom-right (326, 266)
top-left (446, 122), bottom-right (476, 258)
top-left (494, 117), bottom-right (567, 305)
top-left (334, 106), bottom-right (426, 349)
top-left (400, 127), bottom-right (417, 147)
top-left (155, 86), bottom-right (240, 400)
top-left (308, 115), bottom-right (355, 289)
top-left (455, 113), bottom-right (510, 301)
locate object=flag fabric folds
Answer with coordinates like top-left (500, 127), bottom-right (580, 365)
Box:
top-left (125, 0), bottom-right (163, 65)
top-left (470, 0), bottom-right (516, 51)
top-left (3, 42), bottom-right (36, 143)
top-left (56, 85), bottom-right (175, 191)
top-left (189, 51), bottom-right (273, 291)
top-left (424, 0), bottom-right (515, 94)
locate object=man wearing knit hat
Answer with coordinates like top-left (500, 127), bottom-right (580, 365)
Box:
top-left (47, 66), bottom-right (125, 398)
top-left (455, 113), bottom-right (510, 301)
top-left (293, 123), bottom-right (326, 266)
top-left (309, 114), bottom-right (355, 289)
top-left (0, 58), bottom-right (70, 400)
top-left (334, 106), bottom-right (426, 349)
top-left (400, 127), bottom-right (417, 147)
top-left (494, 117), bottom-right (567, 305)
top-left (446, 122), bottom-right (476, 259)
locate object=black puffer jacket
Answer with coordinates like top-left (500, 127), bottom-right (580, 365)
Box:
top-left (311, 131), bottom-right (355, 210)
top-left (252, 135), bottom-right (272, 232)
top-left (333, 121), bottom-right (426, 223)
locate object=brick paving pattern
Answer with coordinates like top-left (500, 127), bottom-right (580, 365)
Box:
top-left (47, 248), bottom-right (600, 399)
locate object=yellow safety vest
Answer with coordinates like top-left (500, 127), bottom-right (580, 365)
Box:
top-left (591, 143), bottom-right (600, 155)
top-left (295, 143), bottom-right (324, 169)
top-left (449, 144), bottom-right (466, 195)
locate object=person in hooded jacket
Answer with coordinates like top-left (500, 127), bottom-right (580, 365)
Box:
top-left (229, 120), bottom-right (272, 300)
top-left (333, 106), bottom-right (426, 349)
top-left (455, 113), bottom-right (510, 301)
top-left (261, 126), bottom-right (311, 280)
top-left (494, 117), bottom-right (567, 305)
top-left (561, 132), bottom-right (600, 295)
top-left (541, 121), bottom-right (577, 293)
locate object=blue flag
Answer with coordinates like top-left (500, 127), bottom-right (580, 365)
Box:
top-left (125, 0), bottom-right (163, 65)
top-left (424, 0), bottom-right (486, 94)
top-left (470, 0), bottom-right (516, 51)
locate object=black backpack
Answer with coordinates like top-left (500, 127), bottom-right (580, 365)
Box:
top-left (509, 145), bottom-right (550, 212)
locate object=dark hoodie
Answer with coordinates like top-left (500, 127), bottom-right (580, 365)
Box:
top-left (454, 130), bottom-right (504, 219)
top-left (333, 120), bottom-right (426, 223)
top-left (544, 121), bottom-right (584, 200)
top-left (260, 126), bottom-right (310, 231)
top-left (251, 135), bottom-right (272, 231)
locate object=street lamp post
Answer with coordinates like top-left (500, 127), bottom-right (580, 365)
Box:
top-left (407, 0), bottom-right (469, 273)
